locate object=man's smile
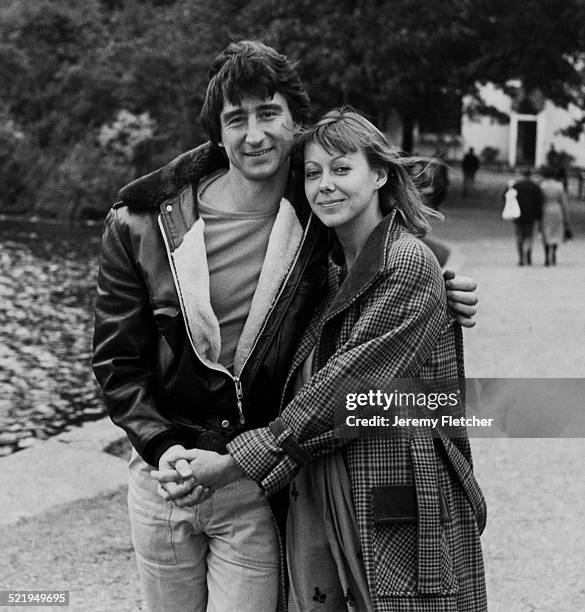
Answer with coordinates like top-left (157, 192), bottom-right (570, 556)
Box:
top-left (244, 147), bottom-right (274, 158)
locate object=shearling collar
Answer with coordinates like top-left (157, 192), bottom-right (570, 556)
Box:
top-left (118, 142), bottom-right (229, 209)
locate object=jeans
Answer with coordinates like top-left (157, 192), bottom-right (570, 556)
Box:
top-left (128, 450), bottom-right (279, 612)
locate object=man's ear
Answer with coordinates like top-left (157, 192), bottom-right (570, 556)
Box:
top-left (375, 166), bottom-right (388, 189)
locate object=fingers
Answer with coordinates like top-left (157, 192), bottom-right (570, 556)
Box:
top-left (455, 314), bottom-right (477, 328)
top-left (174, 459), bottom-right (193, 479)
top-left (447, 300), bottom-right (478, 318)
top-left (151, 469), bottom-right (184, 483)
top-left (447, 289), bottom-right (479, 306)
top-left (445, 275), bottom-right (477, 292)
top-left (173, 485), bottom-right (214, 507)
top-left (155, 476), bottom-right (196, 501)
top-left (442, 269), bottom-right (456, 281)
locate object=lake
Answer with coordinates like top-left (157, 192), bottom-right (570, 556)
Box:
top-left (0, 218), bottom-right (105, 455)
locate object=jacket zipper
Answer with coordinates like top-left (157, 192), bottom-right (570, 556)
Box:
top-left (158, 209), bottom-right (313, 427)
top-left (233, 214), bottom-right (313, 383)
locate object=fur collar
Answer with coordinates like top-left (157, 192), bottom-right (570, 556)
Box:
top-left (118, 143), bottom-right (229, 209)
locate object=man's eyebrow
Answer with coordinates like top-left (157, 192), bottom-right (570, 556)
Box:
top-left (221, 109), bottom-right (244, 122)
top-left (256, 103), bottom-right (284, 112)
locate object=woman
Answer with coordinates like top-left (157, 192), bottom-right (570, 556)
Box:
top-left (225, 109), bottom-right (487, 611)
top-left (540, 165), bottom-right (571, 266)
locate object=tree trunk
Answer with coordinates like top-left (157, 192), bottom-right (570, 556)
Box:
top-left (401, 113), bottom-right (415, 154)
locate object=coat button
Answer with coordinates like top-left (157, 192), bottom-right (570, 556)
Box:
top-left (166, 204), bottom-right (173, 212)
top-left (221, 419), bottom-right (230, 428)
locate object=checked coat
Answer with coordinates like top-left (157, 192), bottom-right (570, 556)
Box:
top-left (227, 211), bottom-right (487, 611)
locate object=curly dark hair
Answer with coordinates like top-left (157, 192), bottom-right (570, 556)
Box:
top-left (200, 40), bottom-right (312, 146)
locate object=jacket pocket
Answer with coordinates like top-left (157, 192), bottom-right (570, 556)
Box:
top-left (371, 484), bottom-right (458, 597)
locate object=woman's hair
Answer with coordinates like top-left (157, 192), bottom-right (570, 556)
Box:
top-left (297, 108), bottom-right (443, 236)
top-left (200, 40), bottom-right (312, 146)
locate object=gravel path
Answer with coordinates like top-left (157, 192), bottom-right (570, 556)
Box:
top-left (434, 179), bottom-right (585, 611)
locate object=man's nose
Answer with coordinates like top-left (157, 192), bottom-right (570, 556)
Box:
top-left (245, 117), bottom-right (265, 145)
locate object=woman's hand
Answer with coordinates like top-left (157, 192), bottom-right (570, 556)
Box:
top-left (443, 270), bottom-right (478, 328)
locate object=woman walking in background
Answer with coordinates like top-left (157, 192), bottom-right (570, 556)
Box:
top-left (540, 165), bottom-right (572, 266)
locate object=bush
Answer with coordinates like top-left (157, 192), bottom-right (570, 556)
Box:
top-left (40, 136), bottom-right (135, 219)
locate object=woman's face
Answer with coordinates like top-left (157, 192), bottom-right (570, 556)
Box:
top-left (304, 143), bottom-right (386, 233)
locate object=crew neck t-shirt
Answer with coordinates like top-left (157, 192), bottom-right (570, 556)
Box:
top-left (197, 171), bottom-right (280, 371)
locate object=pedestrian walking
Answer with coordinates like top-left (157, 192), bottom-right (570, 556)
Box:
top-left (462, 147), bottom-right (480, 196)
top-left (540, 166), bottom-right (572, 266)
top-left (512, 168), bottom-right (544, 266)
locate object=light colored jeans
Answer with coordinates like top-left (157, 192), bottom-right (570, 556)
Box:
top-left (128, 450), bottom-right (279, 612)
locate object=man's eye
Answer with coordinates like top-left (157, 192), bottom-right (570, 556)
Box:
top-left (227, 116), bottom-right (244, 126)
top-left (260, 111), bottom-right (277, 120)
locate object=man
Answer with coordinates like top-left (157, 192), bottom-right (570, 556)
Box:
top-left (462, 147), bottom-right (480, 196)
top-left (512, 168), bottom-right (544, 266)
top-left (93, 40), bottom-right (478, 611)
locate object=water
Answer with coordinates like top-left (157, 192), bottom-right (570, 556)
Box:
top-left (0, 218), bottom-right (105, 455)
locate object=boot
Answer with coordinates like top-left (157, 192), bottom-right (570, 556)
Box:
top-left (525, 250), bottom-right (532, 266)
top-left (552, 245), bottom-right (557, 266)
top-left (544, 245), bottom-right (550, 266)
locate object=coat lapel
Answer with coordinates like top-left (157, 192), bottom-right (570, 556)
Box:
top-left (323, 210), bottom-right (400, 324)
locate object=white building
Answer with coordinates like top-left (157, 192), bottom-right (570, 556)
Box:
top-left (461, 83), bottom-right (585, 167)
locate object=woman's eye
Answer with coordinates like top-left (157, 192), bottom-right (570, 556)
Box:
top-left (305, 170), bottom-right (321, 179)
top-left (334, 166), bottom-right (350, 173)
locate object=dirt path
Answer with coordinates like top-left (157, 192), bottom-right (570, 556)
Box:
top-left (433, 183), bottom-right (585, 611)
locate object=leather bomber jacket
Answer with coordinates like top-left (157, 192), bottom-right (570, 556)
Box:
top-left (92, 143), bottom-right (328, 466)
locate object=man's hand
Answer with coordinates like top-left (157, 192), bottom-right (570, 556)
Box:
top-left (152, 444), bottom-right (213, 506)
top-left (443, 270), bottom-right (478, 328)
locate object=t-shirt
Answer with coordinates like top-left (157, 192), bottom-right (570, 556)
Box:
top-left (197, 171), bottom-right (279, 371)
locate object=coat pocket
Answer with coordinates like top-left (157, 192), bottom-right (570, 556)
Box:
top-left (371, 484), bottom-right (458, 597)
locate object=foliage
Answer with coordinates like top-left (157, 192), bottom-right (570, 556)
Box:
top-left (1, 0), bottom-right (584, 216)
top-left (234, 0), bottom-right (585, 151)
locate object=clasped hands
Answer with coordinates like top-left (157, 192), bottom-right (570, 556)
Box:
top-left (150, 444), bottom-right (243, 507)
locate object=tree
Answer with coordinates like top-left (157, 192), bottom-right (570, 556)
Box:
top-left (235, 0), bottom-right (585, 151)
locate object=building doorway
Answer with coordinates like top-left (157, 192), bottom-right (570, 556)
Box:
top-left (516, 120), bottom-right (537, 166)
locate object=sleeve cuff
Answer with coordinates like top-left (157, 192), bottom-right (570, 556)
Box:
top-left (226, 427), bottom-right (283, 483)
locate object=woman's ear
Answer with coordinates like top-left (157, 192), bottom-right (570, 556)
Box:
top-left (375, 166), bottom-right (388, 189)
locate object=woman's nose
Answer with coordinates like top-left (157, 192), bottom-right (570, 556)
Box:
top-left (319, 174), bottom-right (334, 192)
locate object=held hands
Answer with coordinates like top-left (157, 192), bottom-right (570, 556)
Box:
top-left (151, 445), bottom-right (243, 507)
top-left (443, 270), bottom-right (478, 328)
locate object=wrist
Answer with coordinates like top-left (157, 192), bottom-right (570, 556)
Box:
top-left (222, 454), bottom-right (243, 486)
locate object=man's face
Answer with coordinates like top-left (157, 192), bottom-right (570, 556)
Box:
top-left (219, 92), bottom-right (295, 182)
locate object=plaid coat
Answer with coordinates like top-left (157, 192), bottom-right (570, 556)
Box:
top-left (227, 212), bottom-right (487, 611)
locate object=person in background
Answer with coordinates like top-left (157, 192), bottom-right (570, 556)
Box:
top-left (540, 165), bottom-right (572, 266)
top-left (512, 167), bottom-right (544, 266)
top-left (462, 147), bottom-right (480, 196)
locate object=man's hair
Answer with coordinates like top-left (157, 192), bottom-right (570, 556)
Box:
top-left (298, 107), bottom-right (442, 236)
top-left (200, 40), bottom-right (312, 146)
